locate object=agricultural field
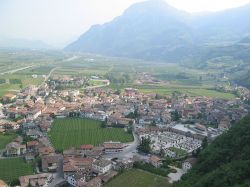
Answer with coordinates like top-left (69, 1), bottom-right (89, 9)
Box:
top-left (108, 83), bottom-right (236, 99)
top-left (0, 50), bottom-right (238, 99)
top-left (138, 86), bottom-right (236, 99)
top-left (0, 134), bottom-right (16, 149)
top-left (48, 118), bottom-right (134, 151)
top-left (104, 169), bottom-right (170, 187)
top-left (0, 50), bottom-right (62, 97)
top-left (0, 74), bottom-right (44, 97)
top-left (0, 158), bottom-right (34, 185)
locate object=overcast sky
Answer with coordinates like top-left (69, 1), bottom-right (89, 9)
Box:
top-left (1, 0), bottom-right (250, 48)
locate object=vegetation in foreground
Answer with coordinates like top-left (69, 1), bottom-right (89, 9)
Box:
top-left (0, 158), bottom-right (34, 185)
top-left (104, 169), bottom-right (169, 187)
top-left (134, 162), bottom-right (171, 177)
top-left (49, 118), bottom-right (133, 151)
top-left (0, 133), bottom-right (16, 149)
top-left (174, 114), bottom-right (250, 187)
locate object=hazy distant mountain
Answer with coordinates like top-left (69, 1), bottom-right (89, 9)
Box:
top-left (66, 0), bottom-right (250, 61)
top-left (191, 3), bottom-right (250, 43)
top-left (0, 38), bottom-right (52, 49)
top-left (66, 0), bottom-right (194, 61)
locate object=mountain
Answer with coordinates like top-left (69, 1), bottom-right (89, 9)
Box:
top-left (174, 114), bottom-right (250, 187)
top-left (66, 0), bottom-right (250, 62)
top-left (191, 4), bottom-right (250, 43)
top-left (66, 0), bottom-right (194, 61)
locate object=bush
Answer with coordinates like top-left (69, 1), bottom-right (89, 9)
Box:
top-left (134, 162), bottom-right (170, 177)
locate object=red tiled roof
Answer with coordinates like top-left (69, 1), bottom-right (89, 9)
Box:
top-left (103, 142), bottom-right (124, 149)
top-left (80, 144), bottom-right (94, 150)
top-left (27, 140), bottom-right (39, 147)
top-left (149, 155), bottom-right (161, 163)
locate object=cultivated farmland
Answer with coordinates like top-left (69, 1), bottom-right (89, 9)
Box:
top-left (49, 118), bottom-right (134, 151)
top-left (0, 158), bottom-right (34, 185)
top-left (104, 169), bottom-right (170, 187)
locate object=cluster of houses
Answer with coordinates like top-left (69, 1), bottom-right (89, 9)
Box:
top-left (49, 76), bottom-right (88, 90)
top-left (139, 130), bottom-right (202, 157)
top-left (62, 142), bottom-right (130, 187)
top-left (3, 135), bottom-right (131, 187)
top-left (1, 82), bottom-right (249, 134)
top-left (0, 76), bottom-right (250, 186)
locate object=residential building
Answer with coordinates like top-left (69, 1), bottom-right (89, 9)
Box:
top-left (19, 173), bottom-right (51, 187)
top-left (149, 155), bottom-right (162, 168)
top-left (5, 142), bottom-right (26, 156)
top-left (42, 154), bottom-right (60, 172)
top-left (92, 159), bottom-right (112, 174)
top-left (103, 141), bottom-right (124, 154)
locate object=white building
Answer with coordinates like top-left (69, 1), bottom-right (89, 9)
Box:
top-left (92, 159), bottom-right (112, 174)
top-left (67, 174), bottom-right (85, 187)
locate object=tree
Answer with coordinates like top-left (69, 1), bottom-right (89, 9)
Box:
top-left (137, 136), bottom-right (151, 154)
top-left (126, 109), bottom-right (139, 119)
top-left (19, 84), bottom-right (23, 89)
top-left (101, 121), bottom-right (106, 128)
top-left (171, 110), bottom-right (181, 121)
top-left (150, 120), bottom-right (157, 126)
top-left (201, 137), bottom-right (208, 149)
top-left (162, 157), bottom-right (172, 168)
top-left (114, 89), bottom-right (121, 95)
top-left (155, 94), bottom-right (163, 100)
top-left (159, 146), bottom-right (165, 157)
top-left (127, 125), bottom-right (133, 134)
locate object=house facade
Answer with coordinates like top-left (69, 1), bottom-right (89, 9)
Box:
top-left (92, 159), bottom-right (112, 174)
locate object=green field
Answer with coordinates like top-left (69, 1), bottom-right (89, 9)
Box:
top-left (0, 134), bottom-right (16, 149)
top-left (169, 147), bottom-right (187, 157)
top-left (104, 169), bottom-right (170, 187)
top-left (49, 118), bottom-right (134, 150)
top-left (0, 158), bottom-right (34, 185)
top-left (108, 83), bottom-right (236, 99)
top-left (0, 73), bottom-right (44, 98)
top-left (0, 50), bottom-right (239, 99)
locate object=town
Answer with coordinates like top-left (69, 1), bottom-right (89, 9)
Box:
top-left (0, 74), bottom-right (250, 187)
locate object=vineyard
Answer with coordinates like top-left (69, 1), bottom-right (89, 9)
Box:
top-left (49, 118), bottom-right (134, 150)
top-left (0, 158), bottom-right (34, 185)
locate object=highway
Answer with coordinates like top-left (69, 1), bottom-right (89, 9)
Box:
top-left (0, 65), bottom-right (35, 75)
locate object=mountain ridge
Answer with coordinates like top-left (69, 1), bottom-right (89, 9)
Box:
top-left (65, 0), bottom-right (250, 62)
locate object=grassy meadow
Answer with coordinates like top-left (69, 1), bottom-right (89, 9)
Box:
top-left (0, 158), bottom-right (34, 185)
top-left (48, 118), bottom-right (134, 151)
top-left (104, 169), bottom-right (170, 187)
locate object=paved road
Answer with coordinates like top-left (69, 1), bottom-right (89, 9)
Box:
top-left (0, 65), bottom-right (35, 75)
top-left (168, 166), bottom-right (186, 183)
top-left (84, 80), bottom-right (110, 90)
top-left (38, 67), bottom-right (58, 89)
top-left (104, 131), bottom-right (140, 160)
top-left (45, 67), bottom-right (58, 82)
top-left (47, 155), bottom-right (65, 187)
